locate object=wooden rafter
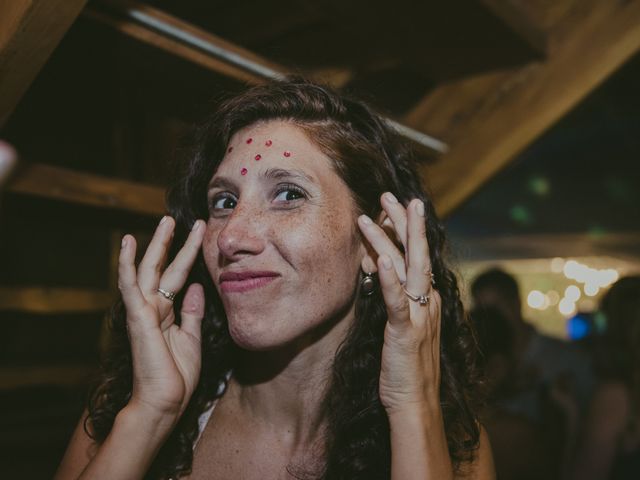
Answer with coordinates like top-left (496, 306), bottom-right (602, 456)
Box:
top-left (407, 0), bottom-right (640, 216)
top-left (85, 0), bottom-right (284, 86)
top-left (0, 287), bottom-right (113, 314)
top-left (0, 0), bottom-right (87, 128)
top-left (7, 163), bottom-right (165, 216)
top-left (86, 1), bottom-right (354, 90)
top-left (479, 0), bottom-right (548, 55)
top-left (0, 365), bottom-right (96, 390)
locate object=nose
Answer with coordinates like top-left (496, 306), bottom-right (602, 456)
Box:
top-left (215, 203), bottom-right (267, 261)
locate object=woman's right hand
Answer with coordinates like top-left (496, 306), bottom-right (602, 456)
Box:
top-left (118, 216), bottom-right (206, 422)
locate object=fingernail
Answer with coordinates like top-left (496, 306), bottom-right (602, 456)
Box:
top-left (192, 221), bottom-right (200, 231)
top-left (121, 236), bottom-right (127, 248)
top-left (416, 200), bottom-right (425, 217)
top-left (360, 214), bottom-right (373, 225)
top-left (381, 254), bottom-right (392, 270)
top-left (384, 192), bottom-right (398, 203)
top-left (160, 215), bottom-right (168, 225)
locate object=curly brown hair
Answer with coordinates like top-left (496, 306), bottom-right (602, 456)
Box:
top-left (86, 78), bottom-right (481, 479)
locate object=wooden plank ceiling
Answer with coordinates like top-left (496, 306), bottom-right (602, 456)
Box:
top-left (0, 0), bottom-right (87, 127)
top-left (1, 0), bottom-right (640, 389)
top-left (3, 0), bottom-right (640, 217)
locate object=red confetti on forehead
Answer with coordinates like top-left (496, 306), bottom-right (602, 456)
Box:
top-left (246, 138), bottom-right (253, 144)
top-left (265, 140), bottom-right (273, 146)
top-left (283, 151), bottom-right (291, 157)
top-left (240, 167), bottom-right (248, 175)
top-left (227, 146), bottom-right (233, 153)
top-left (254, 154), bottom-right (261, 161)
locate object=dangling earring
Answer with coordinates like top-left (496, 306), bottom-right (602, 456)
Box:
top-left (360, 272), bottom-right (377, 296)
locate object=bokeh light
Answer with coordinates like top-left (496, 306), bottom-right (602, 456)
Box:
top-left (547, 290), bottom-right (560, 306)
top-left (565, 285), bottom-right (581, 302)
top-left (559, 298), bottom-right (577, 316)
top-left (550, 257), bottom-right (565, 273)
top-left (584, 283), bottom-right (599, 296)
top-left (509, 205), bottom-right (533, 226)
top-left (567, 313), bottom-right (592, 340)
top-left (529, 176), bottom-right (551, 196)
top-left (527, 290), bottom-right (546, 309)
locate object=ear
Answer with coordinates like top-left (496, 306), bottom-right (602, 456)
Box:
top-left (360, 210), bottom-right (388, 274)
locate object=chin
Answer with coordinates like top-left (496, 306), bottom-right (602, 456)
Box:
top-left (226, 313), bottom-right (284, 351)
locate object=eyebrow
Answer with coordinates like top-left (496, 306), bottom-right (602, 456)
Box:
top-left (263, 167), bottom-right (315, 183)
top-left (208, 168), bottom-right (316, 190)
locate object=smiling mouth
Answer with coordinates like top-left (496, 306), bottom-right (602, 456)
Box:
top-left (219, 271), bottom-right (280, 293)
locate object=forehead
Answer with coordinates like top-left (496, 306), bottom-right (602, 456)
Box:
top-left (214, 120), bottom-right (337, 180)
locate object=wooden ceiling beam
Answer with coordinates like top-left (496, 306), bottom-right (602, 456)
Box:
top-left (85, 0), bottom-right (285, 85)
top-left (7, 163), bottom-right (165, 216)
top-left (0, 365), bottom-right (95, 390)
top-left (0, 287), bottom-right (113, 314)
top-left (88, 0), bottom-right (446, 152)
top-left (479, 0), bottom-right (549, 55)
top-left (83, 0), bottom-right (354, 88)
top-left (85, 8), bottom-right (263, 85)
top-left (86, 1), bottom-right (355, 90)
top-left (0, 0), bottom-right (87, 128)
top-left (408, 0), bottom-right (640, 217)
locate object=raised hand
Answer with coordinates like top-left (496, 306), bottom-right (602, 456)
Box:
top-left (118, 216), bottom-right (206, 420)
top-left (358, 192), bottom-right (442, 414)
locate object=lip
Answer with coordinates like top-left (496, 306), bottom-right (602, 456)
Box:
top-left (219, 270), bottom-right (281, 293)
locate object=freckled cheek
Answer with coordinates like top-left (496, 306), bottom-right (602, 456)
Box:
top-left (293, 218), bottom-right (360, 282)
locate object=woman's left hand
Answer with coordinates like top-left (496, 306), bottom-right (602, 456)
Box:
top-left (357, 192), bottom-right (442, 415)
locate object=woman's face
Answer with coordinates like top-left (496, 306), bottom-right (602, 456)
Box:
top-left (203, 120), bottom-right (366, 351)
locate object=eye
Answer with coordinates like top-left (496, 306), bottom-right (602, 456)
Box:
top-left (273, 184), bottom-right (307, 203)
top-left (210, 193), bottom-right (237, 212)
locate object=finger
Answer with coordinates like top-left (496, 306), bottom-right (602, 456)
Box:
top-left (377, 254), bottom-right (409, 327)
top-left (358, 215), bottom-right (407, 284)
top-left (404, 199), bottom-right (431, 302)
top-left (380, 192), bottom-right (408, 251)
top-left (180, 283), bottom-right (205, 341)
top-left (118, 235), bottom-right (146, 313)
top-left (428, 289), bottom-right (442, 332)
top-left (426, 289), bottom-right (442, 361)
top-left (159, 220), bottom-right (206, 294)
top-left (138, 216), bottom-right (175, 294)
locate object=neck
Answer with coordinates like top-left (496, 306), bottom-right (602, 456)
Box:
top-left (227, 306), bottom-right (354, 446)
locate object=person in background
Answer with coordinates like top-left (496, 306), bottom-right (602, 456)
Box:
top-left (472, 306), bottom-right (557, 480)
top-left (471, 268), bottom-right (594, 423)
top-left (568, 276), bottom-right (640, 480)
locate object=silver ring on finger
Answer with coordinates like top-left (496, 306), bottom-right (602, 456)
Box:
top-left (157, 287), bottom-right (176, 302)
top-left (403, 286), bottom-right (429, 306)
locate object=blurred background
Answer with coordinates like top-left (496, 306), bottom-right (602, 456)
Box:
top-left (1, 0), bottom-right (639, 478)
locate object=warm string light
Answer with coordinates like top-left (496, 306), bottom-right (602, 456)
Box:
top-left (562, 260), bottom-right (618, 288)
top-left (524, 258), bottom-right (620, 319)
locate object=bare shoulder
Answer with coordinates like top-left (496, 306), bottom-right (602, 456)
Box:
top-left (53, 409), bottom-right (98, 480)
top-left (456, 426), bottom-right (496, 480)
